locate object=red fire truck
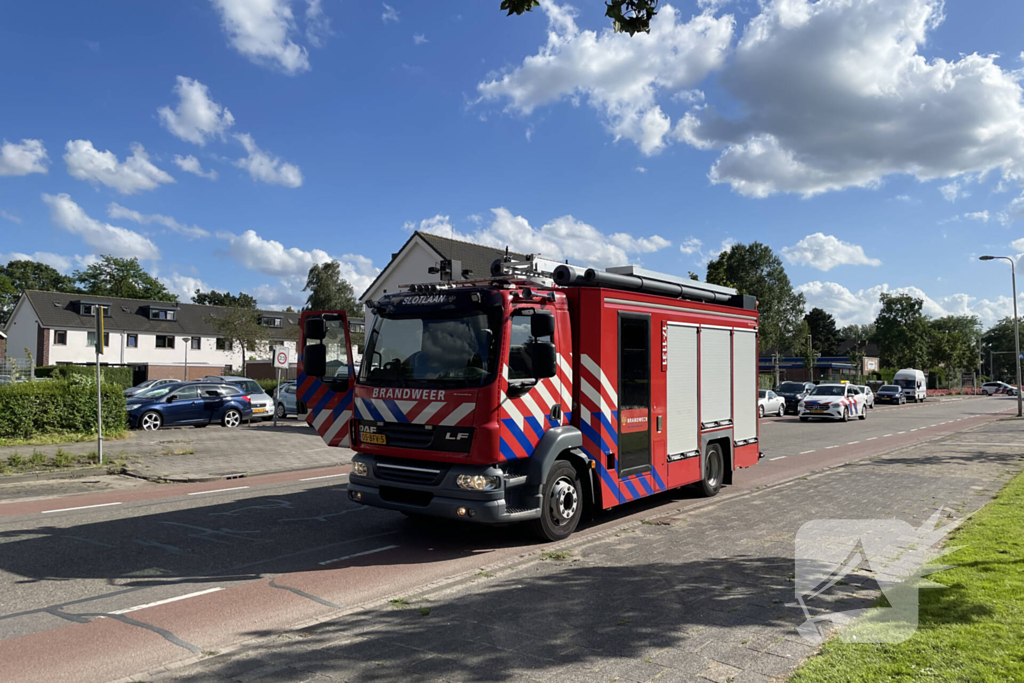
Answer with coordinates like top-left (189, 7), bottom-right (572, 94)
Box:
top-left (297, 255), bottom-right (761, 541)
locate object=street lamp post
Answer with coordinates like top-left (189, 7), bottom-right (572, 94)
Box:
top-left (980, 256), bottom-right (1022, 417)
top-left (183, 337), bottom-right (191, 382)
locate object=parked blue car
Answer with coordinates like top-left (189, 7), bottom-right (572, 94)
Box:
top-left (127, 381), bottom-right (254, 431)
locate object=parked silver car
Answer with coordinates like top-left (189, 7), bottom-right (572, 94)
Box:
top-left (858, 385), bottom-right (875, 409)
top-left (124, 378), bottom-right (179, 397)
top-left (758, 389), bottom-right (785, 417)
top-left (274, 380), bottom-right (298, 418)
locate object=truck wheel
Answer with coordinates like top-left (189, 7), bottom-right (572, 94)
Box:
top-left (531, 460), bottom-right (582, 542)
top-left (700, 444), bottom-right (724, 497)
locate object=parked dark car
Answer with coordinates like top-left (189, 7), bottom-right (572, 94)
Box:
top-left (201, 376), bottom-right (275, 420)
top-left (124, 378), bottom-right (179, 397)
top-left (876, 384), bottom-right (905, 404)
top-left (774, 381), bottom-right (816, 414)
top-left (127, 382), bottom-right (253, 431)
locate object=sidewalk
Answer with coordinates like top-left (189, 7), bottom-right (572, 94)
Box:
top-left (151, 418), bottom-right (1024, 683)
top-left (0, 419), bottom-right (354, 484)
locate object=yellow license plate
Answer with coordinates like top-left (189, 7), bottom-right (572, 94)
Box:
top-left (253, 408), bottom-right (267, 414)
top-left (361, 432), bottom-right (386, 445)
top-left (811, 408), bottom-right (826, 413)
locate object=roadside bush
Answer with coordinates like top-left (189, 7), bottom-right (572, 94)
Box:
top-left (51, 365), bottom-right (133, 388)
top-left (758, 374), bottom-right (775, 390)
top-left (34, 366), bottom-right (58, 380)
top-left (0, 381), bottom-right (127, 440)
top-left (257, 378), bottom-right (280, 395)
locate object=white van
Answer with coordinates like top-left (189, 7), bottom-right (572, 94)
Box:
top-left (893, 368), bottom-right (927, 402)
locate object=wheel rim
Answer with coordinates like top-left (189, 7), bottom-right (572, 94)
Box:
top-left (276, 404), bottom-right (285, 418)
top-left (141, 413), bottom-right (160, 431)
top-left (706, 453), bottom-right (722, 488)
top-left (778, 405), bottom-right (785, 417)
top-left (225, 410), bottom-right (240, 427)
top-left (759, 406), bottom-right (764, 417)
top-left (548, 477), bottom-right (578, 527)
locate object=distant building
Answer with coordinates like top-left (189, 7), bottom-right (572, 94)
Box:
top-left (0, 330), bottom-right (6, 360)
top-left (359, 231), bottom-right (525, 318)
top-left (2, 291), bottom-right (300, 383)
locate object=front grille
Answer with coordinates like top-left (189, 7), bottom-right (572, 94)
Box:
top-left (377, 422), bottom-right (434, 448)
top-left (380, 486), bottom-right (433, 507)
top-left (375, 460), bottom-right (446, 486)
top-left (358, 420), bottom-right (474, 453)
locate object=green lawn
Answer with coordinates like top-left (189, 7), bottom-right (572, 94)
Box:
top-left (790, 470), bottom-right (1024, 682)
top-left (0, 429), bottom-right (127, 448)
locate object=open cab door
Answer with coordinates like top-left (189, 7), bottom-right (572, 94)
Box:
top-left (298, 310), bottom-right (356, 447)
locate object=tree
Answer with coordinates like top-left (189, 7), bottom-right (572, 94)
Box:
top-left (982, 317), bottom-right (1022, 382)
top-left (798, 320), bottom-right (816, 382)
top-left (0, 274), bottom-right (17, 325)
top-left (501, 0), bottom-right (658, 35)
top-left (705, 241), bottom-right (805, 384)
top-left (208, 305), bottom-right (271, 374)
top-left (192, 289), bottom-right (257, 308)
top-left (928, 316), bottom-right (981, 386)
top-left (873, 293), bottom-right (930, 369)
top-left (74, 256), bottom-right (176, 301)
top-left (303, 262), bottom-right (360, 315)
top-left (804, 307), bottom-right (839, 356)
top-left (839, 323), bottom-right (876, 342)
top-left (0, 259), bottom-right (77, 294)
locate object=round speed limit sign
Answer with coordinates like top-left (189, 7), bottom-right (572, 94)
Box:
top-left (274, 349), bottom-right (290, 369)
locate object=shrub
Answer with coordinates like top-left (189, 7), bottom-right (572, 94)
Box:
top-left (53, 449), bottom-right (75, 468)
top-left (7, 453), bottom-right (24, 468)
top-left (28, 452), bottom-right (45, 467)
top-left (256, 378), bottom-right (280, 395)
top-left (34, 366), bottom-right (58, 380)
top-left (51, 365), bottom-right (133, 389)
top-left (0, 381), bottom-right (127, 439)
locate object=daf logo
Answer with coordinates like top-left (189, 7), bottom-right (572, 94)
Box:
top-left (445, 432), bottom-right (470, 441)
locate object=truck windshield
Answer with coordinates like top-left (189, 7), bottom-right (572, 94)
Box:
top-left (360, 311), bottom-right (500, 387)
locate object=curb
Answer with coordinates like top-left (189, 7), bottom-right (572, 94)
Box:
top-left (121, 459), bottom-right (351, 485)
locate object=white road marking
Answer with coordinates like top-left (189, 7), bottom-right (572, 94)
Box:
top-left (910, 429), bottom-right (919, 432)
top-left (799, 450), bottom-right (816, 455)
top-left (41, 502), bottom-right (122, 514)
top-left (897, 431), bottom-right (907, 435)
top-left (883, 434), bottom-right (893, 438)
top-left (866, 437), bottom-right (877, 441)
top-left (187, 486), bottom-right (250, 496)
top-left (825, 445), bottom-right (837, 450)
top-left (847, 441), bottom-right (860, 445)
top-left (110, 587), bottom-right (224, 614)
top-left (319, 544), bottom-right (399, 566)
top-left (300, 473), bottom-right (348, 482)
top-left (770, 456), bottom-right (787, 461)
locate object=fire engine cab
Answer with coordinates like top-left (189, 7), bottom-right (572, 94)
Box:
top-left (297, 255), bottom-right (761, 541)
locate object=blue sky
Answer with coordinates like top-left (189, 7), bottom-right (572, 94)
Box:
top-left (3, 0), bottom-right (1024, 326)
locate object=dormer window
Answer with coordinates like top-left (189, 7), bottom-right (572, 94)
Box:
top-left (149, 307), bottom-right (177, 321)
top-left (261, 316), bottom-right (283, 328)
top-left (77, 302), bottom-right (110, 317)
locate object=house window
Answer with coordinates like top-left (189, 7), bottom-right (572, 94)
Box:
top-left (54, 330), bottom-right (67, 345)
top-left (79, 304), bottom-right (111, 316)
top-left (81, 304), bottom-right (95, 316)
top-left (155, 335), bottom-right (175, 349)
top-left (86, 332), bottom-right (110, 347)
top-left (127, 334), bottom-right (138, 348)
top-left (149, 308), bottom-right (177, 321)
top-left (216, 338), bottom-right (233, 351)
top-left (261, 316), bottom-right (283, 328)
top-left (191, 337), bottom-right (201, 350)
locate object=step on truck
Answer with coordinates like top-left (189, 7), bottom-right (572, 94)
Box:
top-left (297, 255), bottom-right (762, 541)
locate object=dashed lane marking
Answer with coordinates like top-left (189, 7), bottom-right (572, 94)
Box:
top-left (299, 473), bottom-right (348, 482)
top-left (799, 450), bottom-right (816, 455)
top-left (770, 456), bottom-right (787, 461)
top-left (847, 441), bottom-right (860, 445)
top-left (319, 544), bottom-right (399, 567)
top-left (187, 486), bottom-right (250, 496)
top-left (109, 587), bottom-right (224, 615)
top-left (866, 437), bottom-right (877, 441)
top-left (883, 434), bottom-right (893, 438)
top-left (897, 431), bottom-right (907, 435)
top-left (41, 502), bottom-right (122, 514)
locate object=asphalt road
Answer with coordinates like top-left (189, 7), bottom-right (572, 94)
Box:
top-left (0, 395), bottom-right (1014, 683)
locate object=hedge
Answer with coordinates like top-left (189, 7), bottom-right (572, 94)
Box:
top-left (52, 365), bottom-right (134, 389)
top-left (0, 381), bottom-right (127, 439)
top-left (257, 378), bottom-right (280, 395)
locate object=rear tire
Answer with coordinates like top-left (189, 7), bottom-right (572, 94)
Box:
top-left (222, 409), bottom-right (242, 428)
top-left (859, 405), bottom-right (866, 420)
top-left (530, 460), bottom-right (583, 542)
top-left (700, 444), bottom-right (724, 497)
top-left (276, 403), bottom-right (287, 419)
top-left (759, 405), bottom-right (765, 418)
top-left (140, 411), bottom-right (162, 431)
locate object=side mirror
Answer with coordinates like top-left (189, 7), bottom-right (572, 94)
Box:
top-left (304, 317), bottom-right (328, 341)
top-left (166, 395), bottom-right (178, 402)
top-left (531, 311), bottom-right (555, 338)
top-left (304, 344), bottom-right (327, 378)
top-left (530, 341), bottom-right (557, 379)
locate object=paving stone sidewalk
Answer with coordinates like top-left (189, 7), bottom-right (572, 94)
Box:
top-left (0, 419), bottom-right (353, 483)
top-left (148, 417), bottom-right (1024, 683)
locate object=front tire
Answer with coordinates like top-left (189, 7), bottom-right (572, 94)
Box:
top-left (276, 403), bottom-right (287, 419)
top-left (759, 405), bottom-right (765, 418)
top-left (530, 460), bottom-right (583, 542)
top-left (700, 444), bottom-right (724, 497)
top-left (842, 407), bottom-right (850, 422)
top-left (140, 411), bottom-right (162, 431)
top-left (859, 405), bottom-right (867, 420)
top-left (777, 404), bottom-right (785, 417)
top-left (222, 408), bottom-right (242, 428)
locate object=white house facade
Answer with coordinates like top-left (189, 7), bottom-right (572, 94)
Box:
top-left (2, 291), bottom-right (300, 382)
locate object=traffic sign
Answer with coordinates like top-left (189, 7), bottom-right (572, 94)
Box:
top-left (273, 347), bottom-right (291, 369)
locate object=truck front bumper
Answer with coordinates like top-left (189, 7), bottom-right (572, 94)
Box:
top-left (346, 453), bottom-right (541, 524)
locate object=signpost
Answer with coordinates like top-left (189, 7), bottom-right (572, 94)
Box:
top-left (272, 347), bottom-right (291, 427)
top-left (94, 307), bottom-right (105, 465)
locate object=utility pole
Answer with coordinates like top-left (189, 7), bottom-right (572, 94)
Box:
top-left (94, 306), bottom-right (106, 465)
top-left (183, 337), bottom-right (191, 381)
top-left (980, 255), bottom-right (1023, 417)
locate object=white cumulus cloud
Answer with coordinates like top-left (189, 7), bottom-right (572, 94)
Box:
top-left (159, 273), bottom-right (211, 300)
top-left (404, 208), bottom-right (672, 268)
top-left (173, 154), bottom-right (218, 180)
top-left (0, 139), bottom-right (49, 176)
top-left (477, 2), bottom-right (734, 156)
top-left (381, 3), bottom-right (399, 23)
top-left (158, 76), bottom-right (235, 146)
top-left (233, 133), bottom-right (303, 188)
top-left (107, 203), bottom-right (211, 240)
top-left (0, 251), bottom-right (74, 272)
top-left (64, 140), bottom-right (174, 195)
top-left (679, 237), bottom-right (703, 254)
top-left (782, 233), bottom-right (881, 271)
top-left (211, 0), bottom-right (330, 74)
top-left (42, 193), bottom-right (161, 260)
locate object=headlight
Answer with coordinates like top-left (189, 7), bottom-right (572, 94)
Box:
top-left (352, 461), bottom-right (368, 477)
top-left (456, 474), bottom-right (501, 491)
top-left (798, 401), bottom-right (805, 409)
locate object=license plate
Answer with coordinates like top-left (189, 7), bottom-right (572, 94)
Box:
top-left (361, 432), bottom-right (386, 445)
top-left (811, 408), bottom-right (827, 413)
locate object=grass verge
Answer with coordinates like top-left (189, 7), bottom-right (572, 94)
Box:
top-left (789, 469), bottom-right (1024, 682)
top-left (0, 429), bottom-right (128, 448)
top-left (0, 448), bottom-right (132, 476)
